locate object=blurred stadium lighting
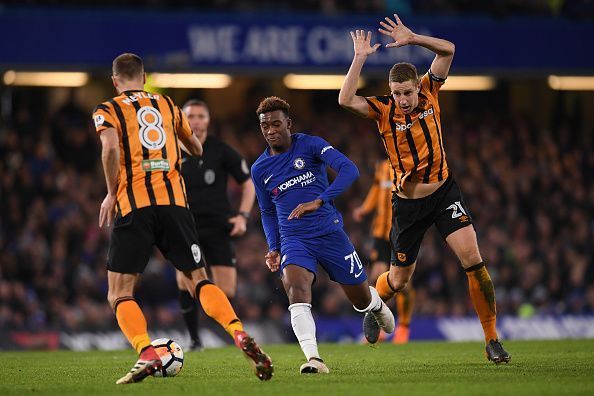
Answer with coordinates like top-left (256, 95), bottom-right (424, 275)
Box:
top-left (440, 76), bottom-right (496, 91)
top-left (150, 73), bottom-right (232, 88)
top-left (548, 75), bottom-right (594, 90)
top-left (284, 74), bottom-right (365, 90)
top-left (2, 71), bottom-right (89, 87)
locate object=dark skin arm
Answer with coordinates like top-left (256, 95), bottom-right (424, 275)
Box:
top-left (287, 198), bottom-right (323, 220)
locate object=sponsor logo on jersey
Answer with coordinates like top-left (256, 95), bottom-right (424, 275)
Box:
top-left (276, 171), bottom-right (316, 193)
top-left (264, 174), bottom-right (273, 185)
top-left (397, 252), bottom-right (407, 262)
top-left (94, 114), bottom-right (105, 128)
top-left (141, 159), bottom-right (170, 172)
top-left (395, 107), bottom-right (434, 131)
top-left (293, 157), bottom-right (305, 170)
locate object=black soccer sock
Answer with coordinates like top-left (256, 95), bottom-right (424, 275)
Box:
top-left (179, 289), bottom-right (200, 342)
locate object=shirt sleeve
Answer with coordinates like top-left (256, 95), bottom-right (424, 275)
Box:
top-left (176, 106), bottom-right (193, 139)
top-left (92, 103), bottom-right (117, 134)
top-left (421, 69), bottom-right (447, 98)
top-left (309, 136), bottom-right (359, 204)
top-left (363, 95), bottom-right (391, 121)
top-left (223, 144), bottom-right (250, 184)
top-left (251, 165), bottom-right (281, 251)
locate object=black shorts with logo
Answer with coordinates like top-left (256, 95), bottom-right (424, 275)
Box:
top-left (390, 176), bottom-right (473, 267)
top-left (370, 237), bottom-right (392, 264)
top-left (107, 206), bottom-right (205, 274)
top-left (194, 214), bottom-right (236, 267)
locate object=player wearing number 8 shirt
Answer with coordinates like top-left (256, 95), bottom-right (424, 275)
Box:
top-left (339, 15), bottom-right (510, 363)
top-left (92, 53), bottom-right (272, 384)
top-left (251, 96), bottom-right (394, 374)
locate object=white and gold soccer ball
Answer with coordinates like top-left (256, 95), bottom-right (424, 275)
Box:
top-left (151, 338), bottom-right (184, 377)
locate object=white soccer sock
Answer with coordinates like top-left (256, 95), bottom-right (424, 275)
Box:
top-left (288, 303), bottom-right (320, 361)
top-left (353, 286), bottom-right (383, 313)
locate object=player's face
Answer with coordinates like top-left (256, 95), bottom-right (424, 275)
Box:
top-left (259, 110), bottom-right (292, 150)
top-left (389, 79), bottom-right (420, 114)
top-left (184, 105), bottom-right (210, 139)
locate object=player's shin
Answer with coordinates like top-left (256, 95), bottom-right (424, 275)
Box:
top-left (195, 280), bottom-right (244, 337)
top-left (289, 303), bottom-right (321, 361)
top-left (114, 297), bottom-right (151, 353)
top-left (376, 271), bottom-right (397, 301)
top-left (179, 289), bottom-right (201, 347)
top-left (465, 263), bottom-right (498, 344)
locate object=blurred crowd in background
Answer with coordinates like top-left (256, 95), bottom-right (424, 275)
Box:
top-left (1, 84), bottom-right (593, 332)
top-left (2, 0), bottom-right (594, 19)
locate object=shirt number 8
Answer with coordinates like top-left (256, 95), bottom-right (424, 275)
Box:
top-left (137, 106), bottom-right (166, 150)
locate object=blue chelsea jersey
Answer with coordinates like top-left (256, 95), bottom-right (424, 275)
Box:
top-left (251, 133), bottom-right (359, 251)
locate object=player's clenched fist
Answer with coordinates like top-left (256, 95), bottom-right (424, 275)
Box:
top-left (265, 250), bottom-right (280, 272)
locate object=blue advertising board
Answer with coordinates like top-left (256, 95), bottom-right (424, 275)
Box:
top-left (0, 8), bottom-right (593, 73)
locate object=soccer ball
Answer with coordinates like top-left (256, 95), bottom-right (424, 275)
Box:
top-left (151, 338), bottom-right (184, 377)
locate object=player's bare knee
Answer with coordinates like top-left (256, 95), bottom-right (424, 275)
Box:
top-left (286, 283), bottom-right (311, 304)
top-left (460, 251), bottom-right (483, 269)
top-left (107, 292), bottom-right (124, 310)
top-left (391, 278), bottom-right (409, 293)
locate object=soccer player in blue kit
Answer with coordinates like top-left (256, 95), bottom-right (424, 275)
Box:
top-left (251, 96), bottom-right (395, 374)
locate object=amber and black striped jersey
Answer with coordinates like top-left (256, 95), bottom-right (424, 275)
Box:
top-left (359, 160), bottom-right (394, 240)
top-left (92, 90), bottom-right (193, 217)
top-left (365, 71), bottom-right (449, 192)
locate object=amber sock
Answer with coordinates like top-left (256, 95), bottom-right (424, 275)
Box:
top-left (195, 280), bottom-right (244, 337)
top-left (465, 263), bottom-right (498, 344)
top-left (114, 298), bottom-right (151, 354)
top-left (396, 287), bottom-right (415, 327)
top-left (376, 271), bottom-right (397, 301)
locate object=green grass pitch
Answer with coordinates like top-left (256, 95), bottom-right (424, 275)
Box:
top-left (1, 340), bottom-right (593, 396)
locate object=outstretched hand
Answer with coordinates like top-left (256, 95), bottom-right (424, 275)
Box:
top-left (288, 199), bottom-right (323, 220)
top-left (350, 30), bottom-right (381, 57)
top-left (378, 14), bottom-right (414, 48)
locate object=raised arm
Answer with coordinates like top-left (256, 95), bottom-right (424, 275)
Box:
top-left (338, 30), bottom-right (381, 118)
top-left (379, 14), bottom-right (455, 79)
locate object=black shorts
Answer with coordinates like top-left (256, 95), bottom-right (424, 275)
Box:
top-left (390, 176), bottom-right (473, 267)
top-left (370, 237), bottom-right (391, 264)
top-left (107, 206), bottom-right (205, 274)
top-left (194, 214), bottom-right (236, 267)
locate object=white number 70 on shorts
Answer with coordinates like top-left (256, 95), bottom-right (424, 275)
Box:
top-left (344, 251), bottom-right (364, 278)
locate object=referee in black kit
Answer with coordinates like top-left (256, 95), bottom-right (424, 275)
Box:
top-left (177, 99), bottom-right (256, 350)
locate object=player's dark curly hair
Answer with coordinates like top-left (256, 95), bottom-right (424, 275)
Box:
top-left (256, 96), bottom-right (290, 117)
top-left (112, 53), bottom-right (144, 81)
top-left (389, 62), bottom-right (418, 83)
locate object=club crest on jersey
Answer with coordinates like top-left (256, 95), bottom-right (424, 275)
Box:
top-left (293, 158), bottom-right (305, 170)
top-left (204, 169), bottom-right (215, 185)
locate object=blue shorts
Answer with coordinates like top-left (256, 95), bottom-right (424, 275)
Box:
top-left (280, 229), bottom-right (367, 285)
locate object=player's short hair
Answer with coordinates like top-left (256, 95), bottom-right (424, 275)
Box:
top-left (112, 53), bottom-right (144, 81)
top-left (256, 96), bottom-right (290, 117)
top-left (183, 99), bottom-right (209, 112)
top-left (389, 62), bottom-right (418, 83)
